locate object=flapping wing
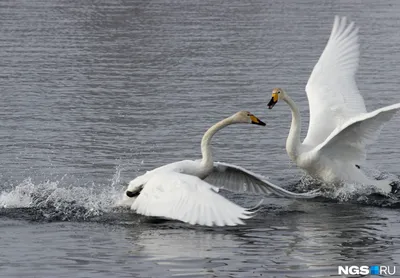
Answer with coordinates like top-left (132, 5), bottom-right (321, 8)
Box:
top-left (132, 172), bottom-right (261, 227)
top-left (304, 16), bottom-right (367, 147)
top-left (315, 103), bottom-right (400, 164)
top-left (204, 162), bottom-right (320, 199)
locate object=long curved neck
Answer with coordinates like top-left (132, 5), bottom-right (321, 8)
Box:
top-left (284, 95), bottom-right (302, 161)
top-left (200, 117), bottom-right (232, 168)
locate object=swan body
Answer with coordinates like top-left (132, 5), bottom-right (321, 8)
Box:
top-left (268, 16), bottom-right (400, 194)
top-left (120, 111), bottom-right (319, 227)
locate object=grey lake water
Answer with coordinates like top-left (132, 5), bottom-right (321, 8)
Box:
top-left (1, 0), bottom-right (400, 277)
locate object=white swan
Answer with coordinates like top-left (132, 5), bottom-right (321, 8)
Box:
top-left (120, 111), bottom-right (319, 227)
top-left (267, 16), bottom-right (400, 194)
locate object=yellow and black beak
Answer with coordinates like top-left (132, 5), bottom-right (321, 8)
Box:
top-left (268, 93), bottom-right (279, 109)
top-left (250, 115), bottom-right (266, 126)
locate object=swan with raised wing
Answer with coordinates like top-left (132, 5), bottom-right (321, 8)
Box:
top-left (119, 111), bottom-right (319, 227)
top-left (267, 16), bottom-right (400, 194)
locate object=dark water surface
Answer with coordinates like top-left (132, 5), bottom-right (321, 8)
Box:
top-left (1, 0), bottom-right (400, 277)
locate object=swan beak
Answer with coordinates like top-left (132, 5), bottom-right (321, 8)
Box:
top-left (268, 93), bottom-right (278, 109)
top-left (250, 115), bottom-right (266, 126)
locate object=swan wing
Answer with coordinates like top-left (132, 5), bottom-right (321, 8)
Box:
top-left (314, 103), bottom-right (400, 164)
top-left (304, 15), bottom-right (367, 147)
top-left (132, 172), bottom-right (261, 227)
top-left (204, 162), bottom-right (320, 199)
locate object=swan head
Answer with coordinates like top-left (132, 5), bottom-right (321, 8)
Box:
top-left (268, 88), bottom-right (286, 109)
top-left (231, 111), bottom-right (266, 126)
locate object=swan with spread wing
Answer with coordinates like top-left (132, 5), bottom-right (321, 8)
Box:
top-left (267, 16), bottom-right (400, 194)
top-left (120, 111), bottom-right (319, 227)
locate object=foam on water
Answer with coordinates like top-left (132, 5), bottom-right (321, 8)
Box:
top-left (1, 163), bottom-right (399, 224)
top-left (293, 167), bottom-right (400, 208)
top-left (0, 165), bottom-right (130, 222)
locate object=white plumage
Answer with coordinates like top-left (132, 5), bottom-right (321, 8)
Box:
top-left (268, 16), bottom-right (400, 194)
top-left (119, 111), bottom-right (319, 227)
top-left (304, 16), bottom-right (366, 147)
top-left (132, 172), bottom-right (259, 227)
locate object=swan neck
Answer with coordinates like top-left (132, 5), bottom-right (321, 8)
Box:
top-left (284, 95), bottom-right (301, 161)
top-left (200, 117), bottom-right (232, 168)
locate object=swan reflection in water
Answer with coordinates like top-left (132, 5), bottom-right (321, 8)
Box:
top-left (123, 200), bottom-right (399, 277)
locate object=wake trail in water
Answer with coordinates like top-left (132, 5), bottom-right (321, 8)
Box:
top-left (1, 163), bottom-right (399, 225)
top-left (290, 168), bottom-right (400, 208)
top-left (0, 165), bottom-right (140, 223)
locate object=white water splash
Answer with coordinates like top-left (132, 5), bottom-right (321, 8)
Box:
top-left (0, 178), bottom-right (35, 208)
top-left (297, 168), bottom-right (400, 206)
top-left (0, 165), bottom-right (130, 221)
